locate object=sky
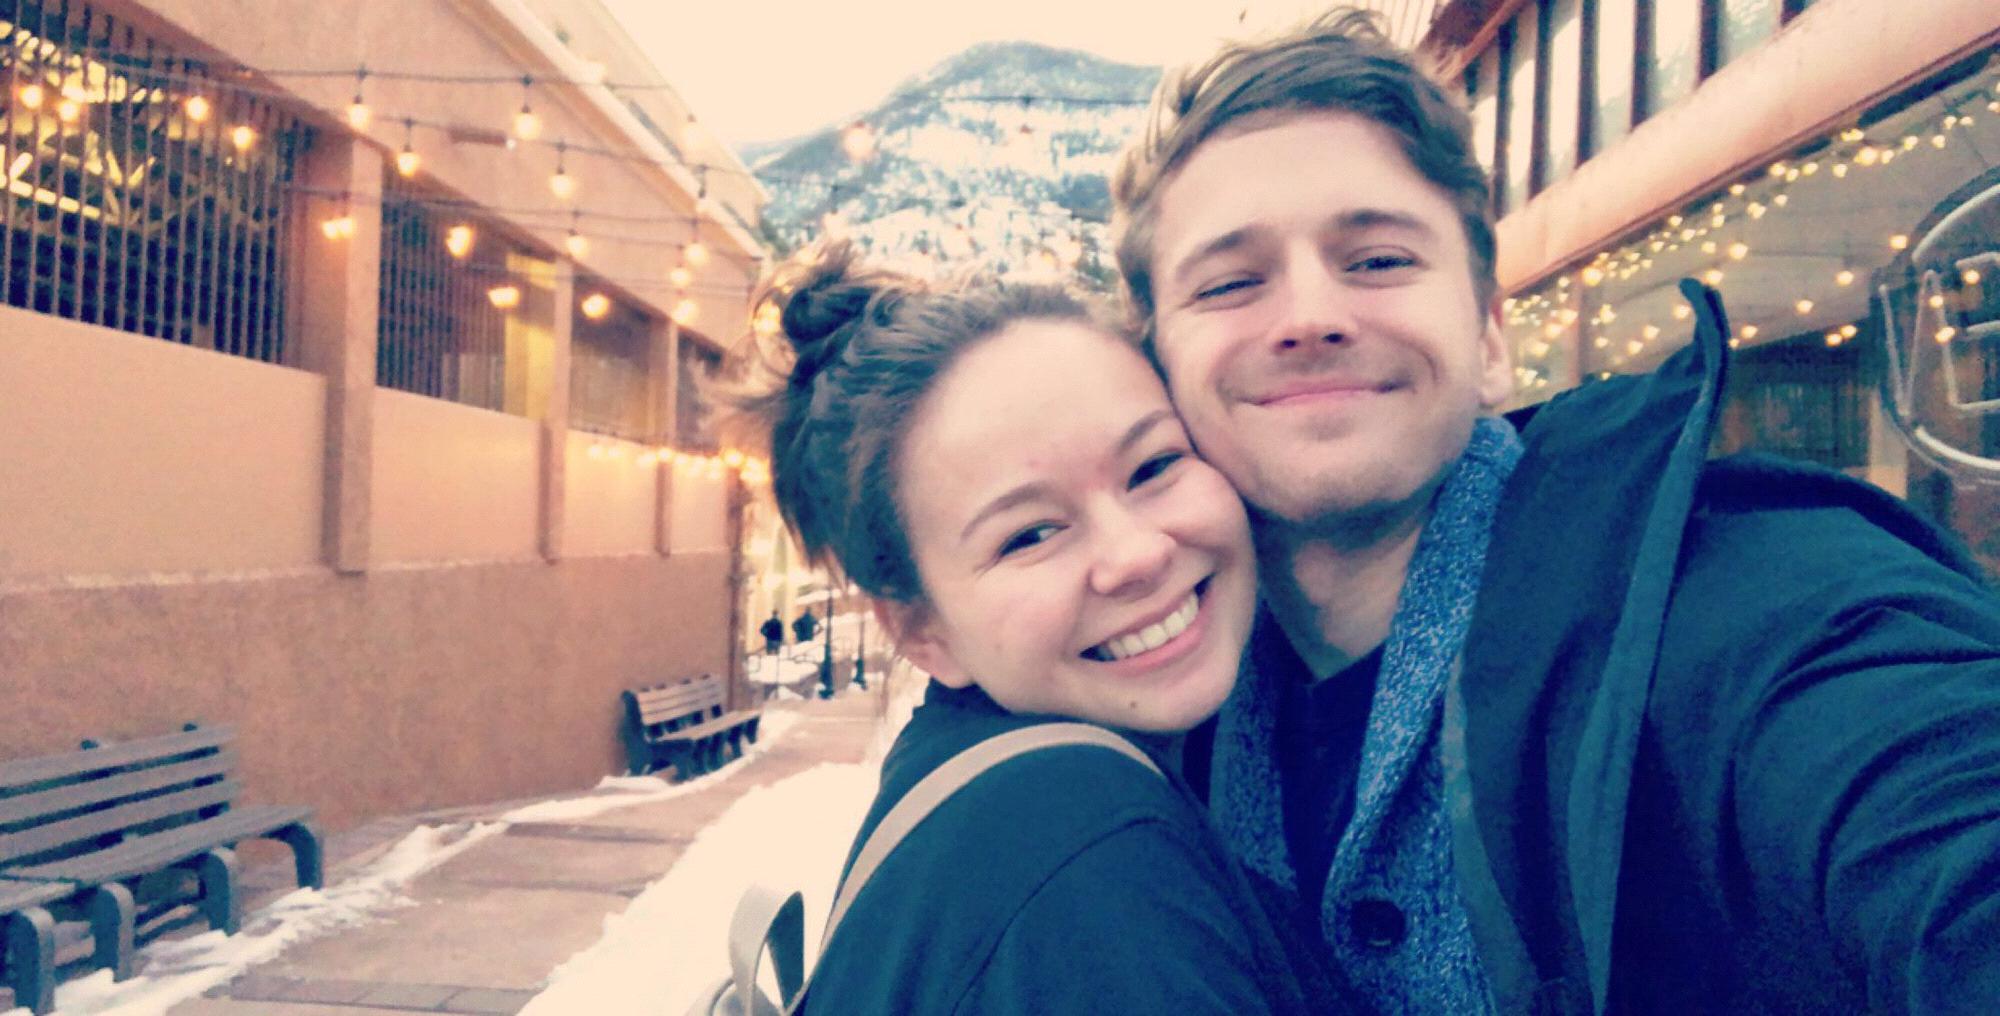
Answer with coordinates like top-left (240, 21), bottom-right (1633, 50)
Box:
top-left (599, 0), bottom-right (1342, 149)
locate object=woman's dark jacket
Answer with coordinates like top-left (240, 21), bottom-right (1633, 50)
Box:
top-left (803, 682), bottom-right (1342, 1015)
top-left (1452, 286), bottom-right (2000, 1013)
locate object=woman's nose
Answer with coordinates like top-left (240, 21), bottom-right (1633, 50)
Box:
top-left (1087, 512), bottom-right (1175, 599)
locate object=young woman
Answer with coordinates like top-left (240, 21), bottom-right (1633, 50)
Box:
top-left (724, 243), bottom-right (1345, 1014)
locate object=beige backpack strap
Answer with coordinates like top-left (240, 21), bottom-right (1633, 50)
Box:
top-left (781, 722), bottom-right (1162, 1015)
top-left (724, 884), bottom-right (804, 1016)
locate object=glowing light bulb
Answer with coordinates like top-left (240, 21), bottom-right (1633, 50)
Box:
top-left (1673, 305), bottom-right (1692, 321)
top-left (683, 241), bottom-right (710, 268)
top-left (1581, 266), bottom-right (1604, 287)
top-left (395, 148), bottom-right (421, 177)
top-left (1889, 234), bottom-right (1909, 251)
top-left (1855, 147), bottom-right (1880, 167)
top-left (230, 124), bottom-right (256, 151)
top-left (1739, 325), bottom-right (1759, 340)
top-left (184, 94), bottom-right (210, 122)
top-left (549, 168), bottom-right (576, 201)
top-left (488, 284), bottom-right (521, 309)
top-left (1727, 242), bottom-right (1749, 261)
top-left (320, 216), bottom-right (356, 240)
top-left (1840, 324), bottom-right (1858, 338)
top-left (668, 265), bottom-right (693, 289)
top-left (445, 225), bottom-right (474, 258)
top-left (1702, 268), bottom-right (1725, 286)
top-left (1795, 299), bottom-right (1814, 315)
top-left (671, 298), bottom-right (698, 326)
top-left (17, 83), bottom-right (43, 109)
top-left (1642, 325), bottom-right (1661, 340)
top-left (1835, 269), bottom-right (1854, 287)
top-left (346, 100), bottom-right (371, 131)
top-left (1825, 332), bottom-right (1842, 347)
top-left (1935, 325), bottom-right (1957, 344)
top-left (513, 107), bottom-right (541, 141)
top-left (1965, 269), bottom-right (1983, 286)
top-left (722, 449), bottom-right (746, 468)
top-left (1831, 163), bottom-right (1849, 178)
top-left (580, 293), bottom-right (611, 319)
top-left (1929, 293), bottom-right (1946, 310)
top-left (564, 231), bottom-right (589, 260)
top-left (56, 98), bottom-right (80, 122)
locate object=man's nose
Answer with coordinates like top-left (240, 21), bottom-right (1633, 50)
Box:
top-left (1087, 509), bottom-right (1175, 599)
top-left (1272, 253), bottom-right (1354, 353)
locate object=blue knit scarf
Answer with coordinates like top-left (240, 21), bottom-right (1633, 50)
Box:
top-left (1212, 416), bottom-right (1522, 1013)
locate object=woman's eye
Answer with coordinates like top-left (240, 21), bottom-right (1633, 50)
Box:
top-left (1130, 451), bottom-right (1184, 488)
top-left (997, 523), bottom-right (1059, 558)
top-left (1194, 277), bottom-right (1258, 301)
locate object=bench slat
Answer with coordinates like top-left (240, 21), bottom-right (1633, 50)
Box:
top-left (0, 750), bottom-right (235, 828)
top-left (0, 781), bottom-right (238, 866)
top-left (0, 876), bottom-right (70, 911)
top-left (0, 726), bottom-right (232, 791)
top-left (652, 710), bottom-right (759, 745)
top-left (632, 685), bottom-right (720, 713)
top-left (10, 804), bottom-right (311, 884)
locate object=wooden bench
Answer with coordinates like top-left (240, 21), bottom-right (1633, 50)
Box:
top-left (0, 725), bottom-right (323, 1014)
top-left (620, 675), bottom-right (762, 780)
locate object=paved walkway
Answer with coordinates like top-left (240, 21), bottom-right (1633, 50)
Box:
top-left (160, 685), bottom-right (885, 1016)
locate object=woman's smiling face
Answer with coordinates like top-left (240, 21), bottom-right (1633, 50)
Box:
top-left (892, 319), bottom-right (1257, 733)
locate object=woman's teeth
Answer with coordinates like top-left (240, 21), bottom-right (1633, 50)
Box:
top-left (1090, 591), bottom-right (1200, 662)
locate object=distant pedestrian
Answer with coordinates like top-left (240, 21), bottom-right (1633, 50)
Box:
top-left (791, 609), bottom-right (819, 645)
top-left (758, 612), bottom-right (783, 655)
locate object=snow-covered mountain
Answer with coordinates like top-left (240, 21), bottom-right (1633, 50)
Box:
top-left (746, 42), bottom-right (1160, 290)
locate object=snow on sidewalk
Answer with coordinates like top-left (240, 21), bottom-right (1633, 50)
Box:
top-left (1, 712), bottom-right (805, 1016)
top-left (523, 669), bottom-right (923, 1015)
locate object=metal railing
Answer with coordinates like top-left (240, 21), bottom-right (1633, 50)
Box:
top-left (375, 175), bottom-right (514, 412)
top-left (570, 288), bottom-right (654, 440)
top-left (2, 0), bottom-right (305, 362)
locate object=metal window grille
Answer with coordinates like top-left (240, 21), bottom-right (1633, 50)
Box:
top-left (1, 0), bottom-right (304, 362)
top-left (676, 340), bottom-right (720, 452)
top-left (375, 176), bottom-right (514, 412)
top-left (570, 289), bottom-right (654, 441)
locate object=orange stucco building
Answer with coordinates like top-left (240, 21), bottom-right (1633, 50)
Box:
top-left (1, 0), bottom-right (769, 831)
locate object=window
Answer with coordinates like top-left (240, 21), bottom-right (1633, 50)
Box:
top-left (1591, 0), bottom-right (1638, 153)
top-left (1717, 0), bottom-right (1782, 69)
top-left (1501, 6), bottom-right (1540, 213)
top-left (1543, 0), bottom-right (1583, 183)
top-left (2, 0), bottom-right (307, 362)
top-left (1645, 0), bottom-right (1703, 116)
top-left (1468, 49), bottom-right (1501, 184)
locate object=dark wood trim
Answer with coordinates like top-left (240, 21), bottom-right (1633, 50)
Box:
top-left (1494, 20), bottom-right (1516, 214)
top-left (1632, 0), bottom-right (1656, 125)
top-left (1698, 0), bottom-right (1722, 80)
top-left (1529, 0), bottom-right (1553, 197)
top-left (1578, 0), bottom-right (1600, 162)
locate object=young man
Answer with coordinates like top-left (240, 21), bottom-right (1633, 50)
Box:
top-left (1111, 10), bottom-right (2000, 1013)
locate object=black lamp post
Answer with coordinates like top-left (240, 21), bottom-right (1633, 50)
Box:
top-left (853, 608), bottom-right (867, 690)
top-left (818, 605), bottom-right (834, 699)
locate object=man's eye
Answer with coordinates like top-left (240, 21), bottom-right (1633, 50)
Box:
top-left (998, 523), bottom-right (1060, 558)
top-left (1349, 252), bottom-right (1417, 273)
top-left (1194, 277), bottom-right (1259, 301)
top-left (1130, 451), bottom-right (1184, 489)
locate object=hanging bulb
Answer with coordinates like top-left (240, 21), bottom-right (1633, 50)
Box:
top-left (1795, 299), bottom-right (1814, 315)
top-left (549, 142), bottom-right (576, 201)
top-left (1890, 234), bottom-right (1909, 251)
top-left (445, 224), bottom-right (474, 258)
top-left (1727, 242), bottom-right (1749, 261)
top-left (580, 293), bottom-right (611, 319)
top-left (1702, 268), bottom-right (1725, 286)
top-left (668, 265), bottom-right (693, 289)
top-left (17, 83), bottom-right (43, 109)
top-left (346, 70), bottom-right (371, 131)
top-left (320, 216), bottom-right (357, 240)
top-left (230, 125), bottom-right (256, 151)
top-left (1739, 325), bottom-right (1759, 340)
top-left (184, 94), bottom-right (210, 122)
top-left (395, 119), bottom-right (419, 176)
top-left (513, 77), bottom-right (541, 141)
top-left (488, 284), bottom-right (521, 309)
top-left (671, 298), bottom-right (698, 326)
top-left (1835, 269), bottom-right (1855, 287)
top-left (683, 240), bottom-right (710, 268)
top-left (565, 229), bottom-right (589, 260)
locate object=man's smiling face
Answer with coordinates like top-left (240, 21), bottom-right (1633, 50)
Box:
top-left (1147, 111), bottom-right (1514, 528)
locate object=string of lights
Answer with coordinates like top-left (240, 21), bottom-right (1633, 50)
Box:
top-left (1500, 68), bottom-right (1999, 389)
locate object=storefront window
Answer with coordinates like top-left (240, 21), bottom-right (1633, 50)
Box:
top-left (1645, 0), bottom-right (1702, 116)
top-left (1501, 5), bottom-right (1540, 213)
top-left (1592, 0), bottom-right (1638, 153)
top-left (1718, 0), bottom-right (1782, 69)
top-left (1544, 0), bottom-right (1583, 181)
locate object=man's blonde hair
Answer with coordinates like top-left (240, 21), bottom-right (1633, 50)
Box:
top-left (1111, 8), bottom-right (1496, 345)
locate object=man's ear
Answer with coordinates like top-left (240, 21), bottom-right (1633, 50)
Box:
top-left (1476, 301), bottom-right (1515, 409)
top-left (872, 599), bottom-right (972, 688)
